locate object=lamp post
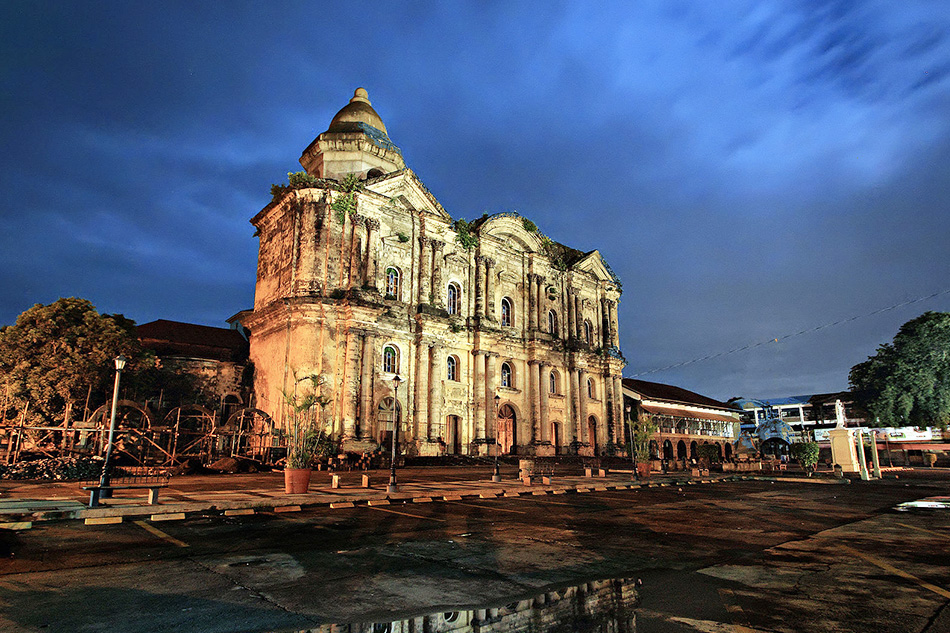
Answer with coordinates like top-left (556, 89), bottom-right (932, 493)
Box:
top-left (98, 355), bottom-right (128, 496)
top-left (387, 374), bottom-right (402, 493)
top-left (492, 394), bottom-right (501, 482)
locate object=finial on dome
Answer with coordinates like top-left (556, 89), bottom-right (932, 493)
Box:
top-left (351, 87), bottom-right (371, 105)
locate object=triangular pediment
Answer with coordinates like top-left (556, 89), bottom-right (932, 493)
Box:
top-left (365, 169), bottom-right (452, 221)
top-left (575, 250), bottom-right (622, 286)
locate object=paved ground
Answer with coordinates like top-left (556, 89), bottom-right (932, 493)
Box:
top-left (0, 468), bottom-right (947, 633)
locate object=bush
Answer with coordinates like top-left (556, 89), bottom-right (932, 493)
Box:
top-left (790, 442), bottom-right (820, 471)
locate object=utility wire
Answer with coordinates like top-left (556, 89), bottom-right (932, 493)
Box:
top-left (629, 288), bottom-right (950, 378)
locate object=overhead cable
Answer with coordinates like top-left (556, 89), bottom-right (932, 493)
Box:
top-left (628, 288), bottom-right (950, 378)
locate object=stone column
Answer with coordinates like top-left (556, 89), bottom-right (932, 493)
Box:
top-left (473, 351), bottom-right (486, 440)
top-left (348, 214), bottom-right (363, 289)
top-left (418, 236), bottom-right (431, 304)
top-left (610, 300), bottom-right (620, 347)
top-left (613, 375), bottom-right (624, 447)
top-left (358, 331), bottom-right (375, 439)
top-left (536, 276), bottom-right (546, 333)
top-left (363, 217), bottom-right (379, 290)
top-left (579, 369), bottom-right (589, 443)
top-left (428, 344), bottom-right (443, 440)
top-left (567, 289), bottom-right (576, 340)
top-left (569, 367), bottom-right (580, 444)
top-left (539, 362), bottom-right (551, 444)
top-left (575, 294), bottom-right (584, 340)
top-left (474, 256), bottom-right (485, 318)
top-left (529, 360), bottom-right (542, 443)
top-left (431, 241), bottom-right (444, 307)
top-left (485, 353), bottom-right (498, 442)
top-left (413, 341), bottom-right (428, 442)
top-left (527, 273), bottom-right (538, 331)
top-left (484, 258), bottom-right (496, 320)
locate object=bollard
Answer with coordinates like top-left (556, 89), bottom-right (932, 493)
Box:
top-left (542, 476), bottom-right (552, 485)
top-left (585, 467), bottom-right (593, 478)
top-left (598, 468), bottom-right (607, 478)
top-left (362, 474), bottom-right (371, 488)
top-left (331, 474), bottom-right (341, 489)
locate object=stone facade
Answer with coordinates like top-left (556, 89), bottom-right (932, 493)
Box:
top-left (244, 88), bottom-right (625, 456)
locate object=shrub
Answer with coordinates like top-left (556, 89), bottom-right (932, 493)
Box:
top-left (790, 442), bottom-right (820, 471)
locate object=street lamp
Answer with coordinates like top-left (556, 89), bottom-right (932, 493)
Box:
top-left (387, 374), bottom-right (402, 493)
top-left (492, 394), bottom-right (501, 482)
top-left (98, 355), bottom-right (128, 497)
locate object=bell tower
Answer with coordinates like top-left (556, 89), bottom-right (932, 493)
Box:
top-left (299, 88), bottom-right (405, 180)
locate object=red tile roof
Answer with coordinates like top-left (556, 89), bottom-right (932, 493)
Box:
top-left (137, 319), bottom-right (248, 362)
top-left (622, 378), bottom-right (730, 410)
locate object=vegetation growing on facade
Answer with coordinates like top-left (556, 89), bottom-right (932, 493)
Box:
top-left (452, 218), bottom-right (480, 251)
top-left (521, 217), bottom-right (538, 234)
top-left (331, 173), bottom-right (364, 224)
top-left (696, 443), bottom-right (721, 464)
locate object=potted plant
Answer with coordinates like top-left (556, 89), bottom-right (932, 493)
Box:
top-left (282, 373), bottom-right (329, 494)
top-left (631, 414), bottom-right (658, 479)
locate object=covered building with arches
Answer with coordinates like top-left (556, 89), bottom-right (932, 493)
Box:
top-left (622, 378), bottom-right (741, 468)
top-left (243, 88), bottom-right (625, 457)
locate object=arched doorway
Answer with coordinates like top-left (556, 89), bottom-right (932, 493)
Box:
top-left (690, 441), bottom-right (698, 460)
top-left (724, 442), bottom-right (733, 460)
top-left (663, 439), bottom-right (674, 460)
top-left (587, 415), bottom-right (598, 455)
top-left (497, 404), bottom-right (516, 454)
top-left (551, 421), bottom-right (561, 455)
top-left (446, 415), bottom-right (461, 454)
top-left (649, 440), bottom-right (659, 459)
top-left (677, 440), bottom-right (687, 460)
top-left (377, 397), bottom-right (402, 449)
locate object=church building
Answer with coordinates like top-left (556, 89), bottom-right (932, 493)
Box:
top-left (244, 88), bottom-right (625, 456)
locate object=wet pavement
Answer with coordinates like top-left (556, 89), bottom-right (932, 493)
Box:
top-left (0, 468), bottom-right (947, 633)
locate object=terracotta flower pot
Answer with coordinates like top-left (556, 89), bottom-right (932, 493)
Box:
top-left (284, 467), bottom-right (312, 494)
top-left (637, 462), bottom-right (652, 479)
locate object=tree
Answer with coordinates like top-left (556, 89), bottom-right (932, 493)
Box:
top-left (790, 442), bottom-right (819, 473)
top-left (630, 414), bottom-right (658, 465)
top-left (849, 311), bottom-right (950, 428)
top-left (0, 298), bottom-right (140, 425)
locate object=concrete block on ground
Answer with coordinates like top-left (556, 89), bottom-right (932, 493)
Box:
top-left (330, 501), bottom-right (355, 509)
top-left (368, 499), bottom-right (390, 506)
top-left (413, 497), bottom-right (433, 503)
top-left (584, 468), bottom-right (593, 477)
top-left (331, 475), bottom-right (341, 489)
top-left (598, 469), bottom-right (607, 478)
top-left (150, 513), bottom-right (186, 522)
top-left (542, 476), bottom-right (552, 485)
top-left (224, 509), bottom-right (255, 516)
top-left (362, 474), bottom-right (371, 488)
top-left (85, 516), bottom-right (122, 525)
top-left (0, 522), bottom-right (32, 530)
top-left (443, 495), bottom-right (462, 501)
top-left (274, 505), bottom-right (302, 513)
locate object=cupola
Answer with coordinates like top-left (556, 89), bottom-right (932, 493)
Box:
top-left (299, 88), bottom-right (405, 181)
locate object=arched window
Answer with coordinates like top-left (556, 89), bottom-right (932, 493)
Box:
top-left (500, 297), bottom-right (513, 327)
top-left (549, 370), bottom-right (560, 394)
top-left (587, 377), bottom-right (595, 399)
top-left (584, 320), bottom-right (592, 344)
top-left (548, 310), bottom-right (558, 335)
top-left (382, 345), bottom-right (399, 374)
top-left (385, 267), bottom-right (401, 300)
top-left (447, 282), bottom-right (461, 315)
top-left (501, 362), bottom-right (513, 388)
top-left (446, 355), bottom-right (459, 381)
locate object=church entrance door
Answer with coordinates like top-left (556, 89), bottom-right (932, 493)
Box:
top-left (497, 404), bottom-right (516, 455)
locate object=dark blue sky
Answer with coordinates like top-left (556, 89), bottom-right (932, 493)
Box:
top-left (2, 1), bottom-right (948, 401)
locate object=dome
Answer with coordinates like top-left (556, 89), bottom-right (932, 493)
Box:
top-left (327, 88), bottom-right (389, 136)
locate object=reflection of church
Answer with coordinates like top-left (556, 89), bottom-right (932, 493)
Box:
top-left (297, 577), bottom-right (639, 633)
top-left (243, 88), bottom-right (625, 456)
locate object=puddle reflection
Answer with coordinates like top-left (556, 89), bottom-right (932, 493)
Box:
top-left (285, 577), bottom-right (639, 633)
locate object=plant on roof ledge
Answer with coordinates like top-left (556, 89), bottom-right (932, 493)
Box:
top-left (452, 218), bottom-right (479, 251)
top-left (270, 171), bottom-right (321, 203)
